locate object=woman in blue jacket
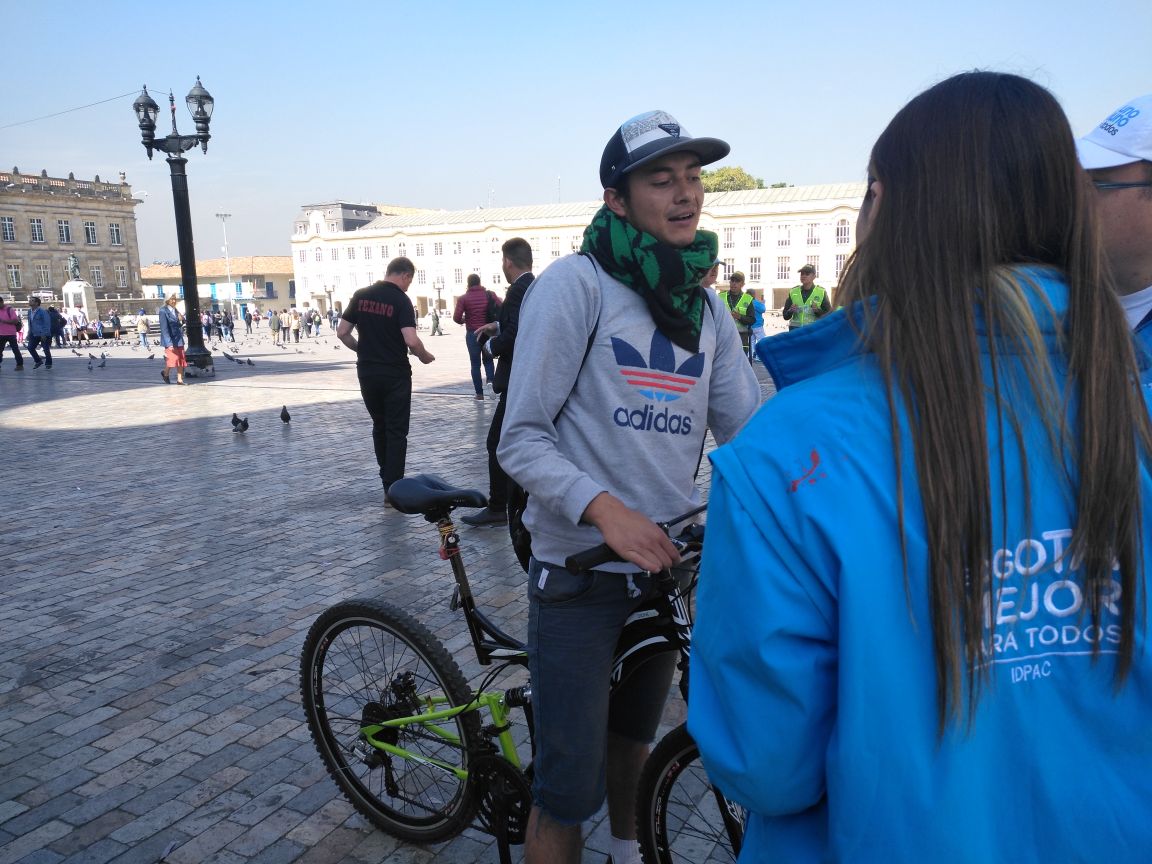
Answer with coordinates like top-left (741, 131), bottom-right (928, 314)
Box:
top-left (159, 295), bottom-right (186, 385)
top-left (689, 72), bottom-right (1152, 863)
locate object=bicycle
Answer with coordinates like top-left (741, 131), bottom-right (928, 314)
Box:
top-left (299, 473), bottom-right (744, 863)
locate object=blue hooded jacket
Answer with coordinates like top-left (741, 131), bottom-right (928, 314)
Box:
top-left (688, 268), bottom-right (1152, 863)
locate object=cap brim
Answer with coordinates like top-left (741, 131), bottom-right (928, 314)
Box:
top-left (1077, 136), bottom-right (1139, 170)
top-left (619, 137), bottom-right (731, 181)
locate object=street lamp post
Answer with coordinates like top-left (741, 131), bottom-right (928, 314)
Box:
top-left (133, 78), bottom-right (215, 375)
top-left (216, 212), bottom-right (232, 317)
top-left (434, 277), bottom-right (444, 312)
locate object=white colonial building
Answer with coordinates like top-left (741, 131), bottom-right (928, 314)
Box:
top-left (291, 183), bottom-right (866, 316)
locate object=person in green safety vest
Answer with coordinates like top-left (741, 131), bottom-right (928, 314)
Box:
top-left (783, 264), bottom-right (833, 329)
top-left (719, 271), bottom-right (756, 355)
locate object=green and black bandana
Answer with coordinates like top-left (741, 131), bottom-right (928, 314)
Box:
top-left (580, 205), bottom-right (717, 353)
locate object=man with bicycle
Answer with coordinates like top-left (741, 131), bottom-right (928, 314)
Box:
top-left (498, 110), bottom-right (760, 864)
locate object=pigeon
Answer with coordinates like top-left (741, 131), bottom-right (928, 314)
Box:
top-left (100, 352), bottom-right (107, 360)
top-left (280, 406), bottom-right (291, 424)
top-left (231, 412), bottom-right (242, 428)
top-left (295, 349), bottom-right (303, 354)
top-left (97, 359), bottom-right (106, 368)
top-left (229, 346), bottom-right (240, 354)
top-left (147, 353), bottom-right (155, 360)
top-left (333, 345), bottom-right (340, 350)
top-left (88, 353), bottom-right (97, 360)
top-left (234, 417), bottom-right (249, 433)
top-left (246, 359), bottom-right (255, 366)
top-left (87, 360), bottom-right (93, 371)
top-left (71, 349), bottom-right (81, 356)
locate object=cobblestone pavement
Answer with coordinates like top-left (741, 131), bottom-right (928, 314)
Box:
top-left (0, 320), bottom-right (775, 864)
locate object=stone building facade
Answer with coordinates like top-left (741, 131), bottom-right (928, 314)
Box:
top-left (290, 184), bottom-right (866, 316)
top-left (139, 256), bottom-right (295, 319)
top-left (0, 168), bottom-right (144, 313)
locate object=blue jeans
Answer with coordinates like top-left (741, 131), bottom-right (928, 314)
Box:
top-left (526, 559), bottom-right (676, 823)
top-left (26, 335), bottom-right (52, 367)
top-left (139, 332), bottom-right (149, 349)
top-left (465, 329), bottom-right (495, 395)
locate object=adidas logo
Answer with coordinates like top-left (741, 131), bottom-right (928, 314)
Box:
top-left (611, 331), bottom-right (703, 403)
top-left (610, 331), bottom-right (703, 436)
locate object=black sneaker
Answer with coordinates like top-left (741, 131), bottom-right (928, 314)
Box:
top-left (462, 507), bottom-right (506, 526)
top-left (33, 360), bottom-right (44, 369)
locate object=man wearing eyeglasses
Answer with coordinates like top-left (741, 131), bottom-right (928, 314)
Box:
top-left (1078, 94), bottom-right (1152, 359)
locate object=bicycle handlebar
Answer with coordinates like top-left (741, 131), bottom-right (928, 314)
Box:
top-left (564, 506), bottom-right (707, 575)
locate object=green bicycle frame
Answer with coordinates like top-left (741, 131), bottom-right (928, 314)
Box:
top-left (359, 689), bottom-right (523, 780)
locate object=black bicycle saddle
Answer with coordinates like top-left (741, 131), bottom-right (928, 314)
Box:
top-left (386, 474), bottom-right (487, 516)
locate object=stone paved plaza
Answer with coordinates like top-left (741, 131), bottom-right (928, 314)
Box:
top-left (0, 318), bottom-right (775, 864)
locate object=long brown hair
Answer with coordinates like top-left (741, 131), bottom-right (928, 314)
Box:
top-left (837, 72), bottom-right (1152, 732)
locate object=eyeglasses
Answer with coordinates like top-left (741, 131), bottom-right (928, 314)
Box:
top-left (1092, 181), bottom-right (1152, 191)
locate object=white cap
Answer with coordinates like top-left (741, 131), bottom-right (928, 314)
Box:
top-left (1077, 94), bottom-right (1152, 169)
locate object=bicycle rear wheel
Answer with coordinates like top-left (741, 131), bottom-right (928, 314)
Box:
top-left (637, 722), bottom-right (745, 864)
top-left (300, 600), bottom-right (480, 842)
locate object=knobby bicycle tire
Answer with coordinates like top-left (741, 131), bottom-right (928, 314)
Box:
top-left (300, 599), bottom-right (481, 842)
top-left (636, 722), bottom-right (745, 864)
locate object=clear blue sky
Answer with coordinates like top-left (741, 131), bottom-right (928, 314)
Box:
top-left (3, 0), bottom-right (1149, 263)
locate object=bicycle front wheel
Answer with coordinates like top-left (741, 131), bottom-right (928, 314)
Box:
top-left (300, 600), bottom-right (480, 842)
top-left (637, 722), bottom-right (745, 864)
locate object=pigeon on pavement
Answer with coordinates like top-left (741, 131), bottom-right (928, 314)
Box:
top-left (246, 359), bottom-right (255, 366)
top-left (148, 353), bottom-right (155, 360)
top-left (231, 412), bottom-right (242, 428)
top-left (236, 417), bottom-right (249, 432)
top-left (280, 406), bottom-right (291, 424)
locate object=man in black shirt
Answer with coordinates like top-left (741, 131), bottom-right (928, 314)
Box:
top-left (337, 257), bottom-right (435, 494)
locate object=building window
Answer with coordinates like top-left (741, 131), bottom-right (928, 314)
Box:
top-left (433, 241), bottom-right (443, 256)
top-left (749, 225), bottom-right (761, 248)
top-left (313, 247), bottom-right (322, 262)
top-left (90, 266), bottom-right (104, 288)
top-left (835, 254), bottom-right (848, 279)
top-left (397, 242), bottom-right (406, 257)
top-left (381, 244), bottom-right (389, 258)
top-left (58, 220), bottom-right (72, 244)
top-left (347, 246), bottom-right (356, 260)
top-left (452, 241), bottom-right (462, 255)
top-left (363, 246), bottom-right (372, 260)
top-left (492, 237), bottom-right (501, 252)
top-left (330, 248), bottom-right (338, 261)
top-left (7, 264), bottom-right (21, 289)
top-left (265, 281), bottom-right (275, 299)
top-left (723, 258), bottom-right (735, 275)
top-left (298, 250), bottom-right (305, 263)
top-left (366, 271), bottom-right (374, 284)
top-left (777, 257), bottom-right (790, 280)
top-left (414, 243), bottom-right (424, 257)
top-left (491, 273), bottom-right (501, 286)
top-left (30, 218), bottom-right (45, 243)
top-left (116, 265), bottom-right (128, 288)
top-left (551, 236), bottom-right (561, 258)
top-left (749, 257), bottom-right (761, 283)
top-left (109, 223), bottom-right (123, 245)
top-left (836, 219), bottom-right (851, 245)
top-left (777, 224), bottom-right (789, 247)
top-left (453, 268), bottom-right (463, 285)
top-left (1, 217), bottom-right (15, 242)
top-left (723, 227), bottom-right (735, 249)
top-left (36, 264), bottom-right (51, 288)
top-left (289, 279), bottom-right (296, 298)
top-left (807, 223), bottom-right (820, 245)
top-left (84, 221), bottom-right (98, 245)
top-left (806, 256), bottom-right (819, 275)
top-left (417, 271), bottom-right (426, 285)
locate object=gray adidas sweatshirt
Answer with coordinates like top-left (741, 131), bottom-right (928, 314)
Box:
top-left (498, 253), bottom-right (761, 572)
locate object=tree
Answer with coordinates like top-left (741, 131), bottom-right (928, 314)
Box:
top-left (700, 166), bottom-right (765, 192)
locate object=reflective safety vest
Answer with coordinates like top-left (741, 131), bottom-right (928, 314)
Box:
top-left (788, 284), bottom-right (826, 327)
top-left (721, 290), bottom-right (754, 331)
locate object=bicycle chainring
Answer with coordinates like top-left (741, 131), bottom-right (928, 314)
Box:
top-left (469, 753), bottom-right (532, 844)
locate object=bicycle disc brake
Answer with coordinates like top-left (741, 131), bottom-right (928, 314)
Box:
top-left (470, 753), bottom-right (532, 845)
